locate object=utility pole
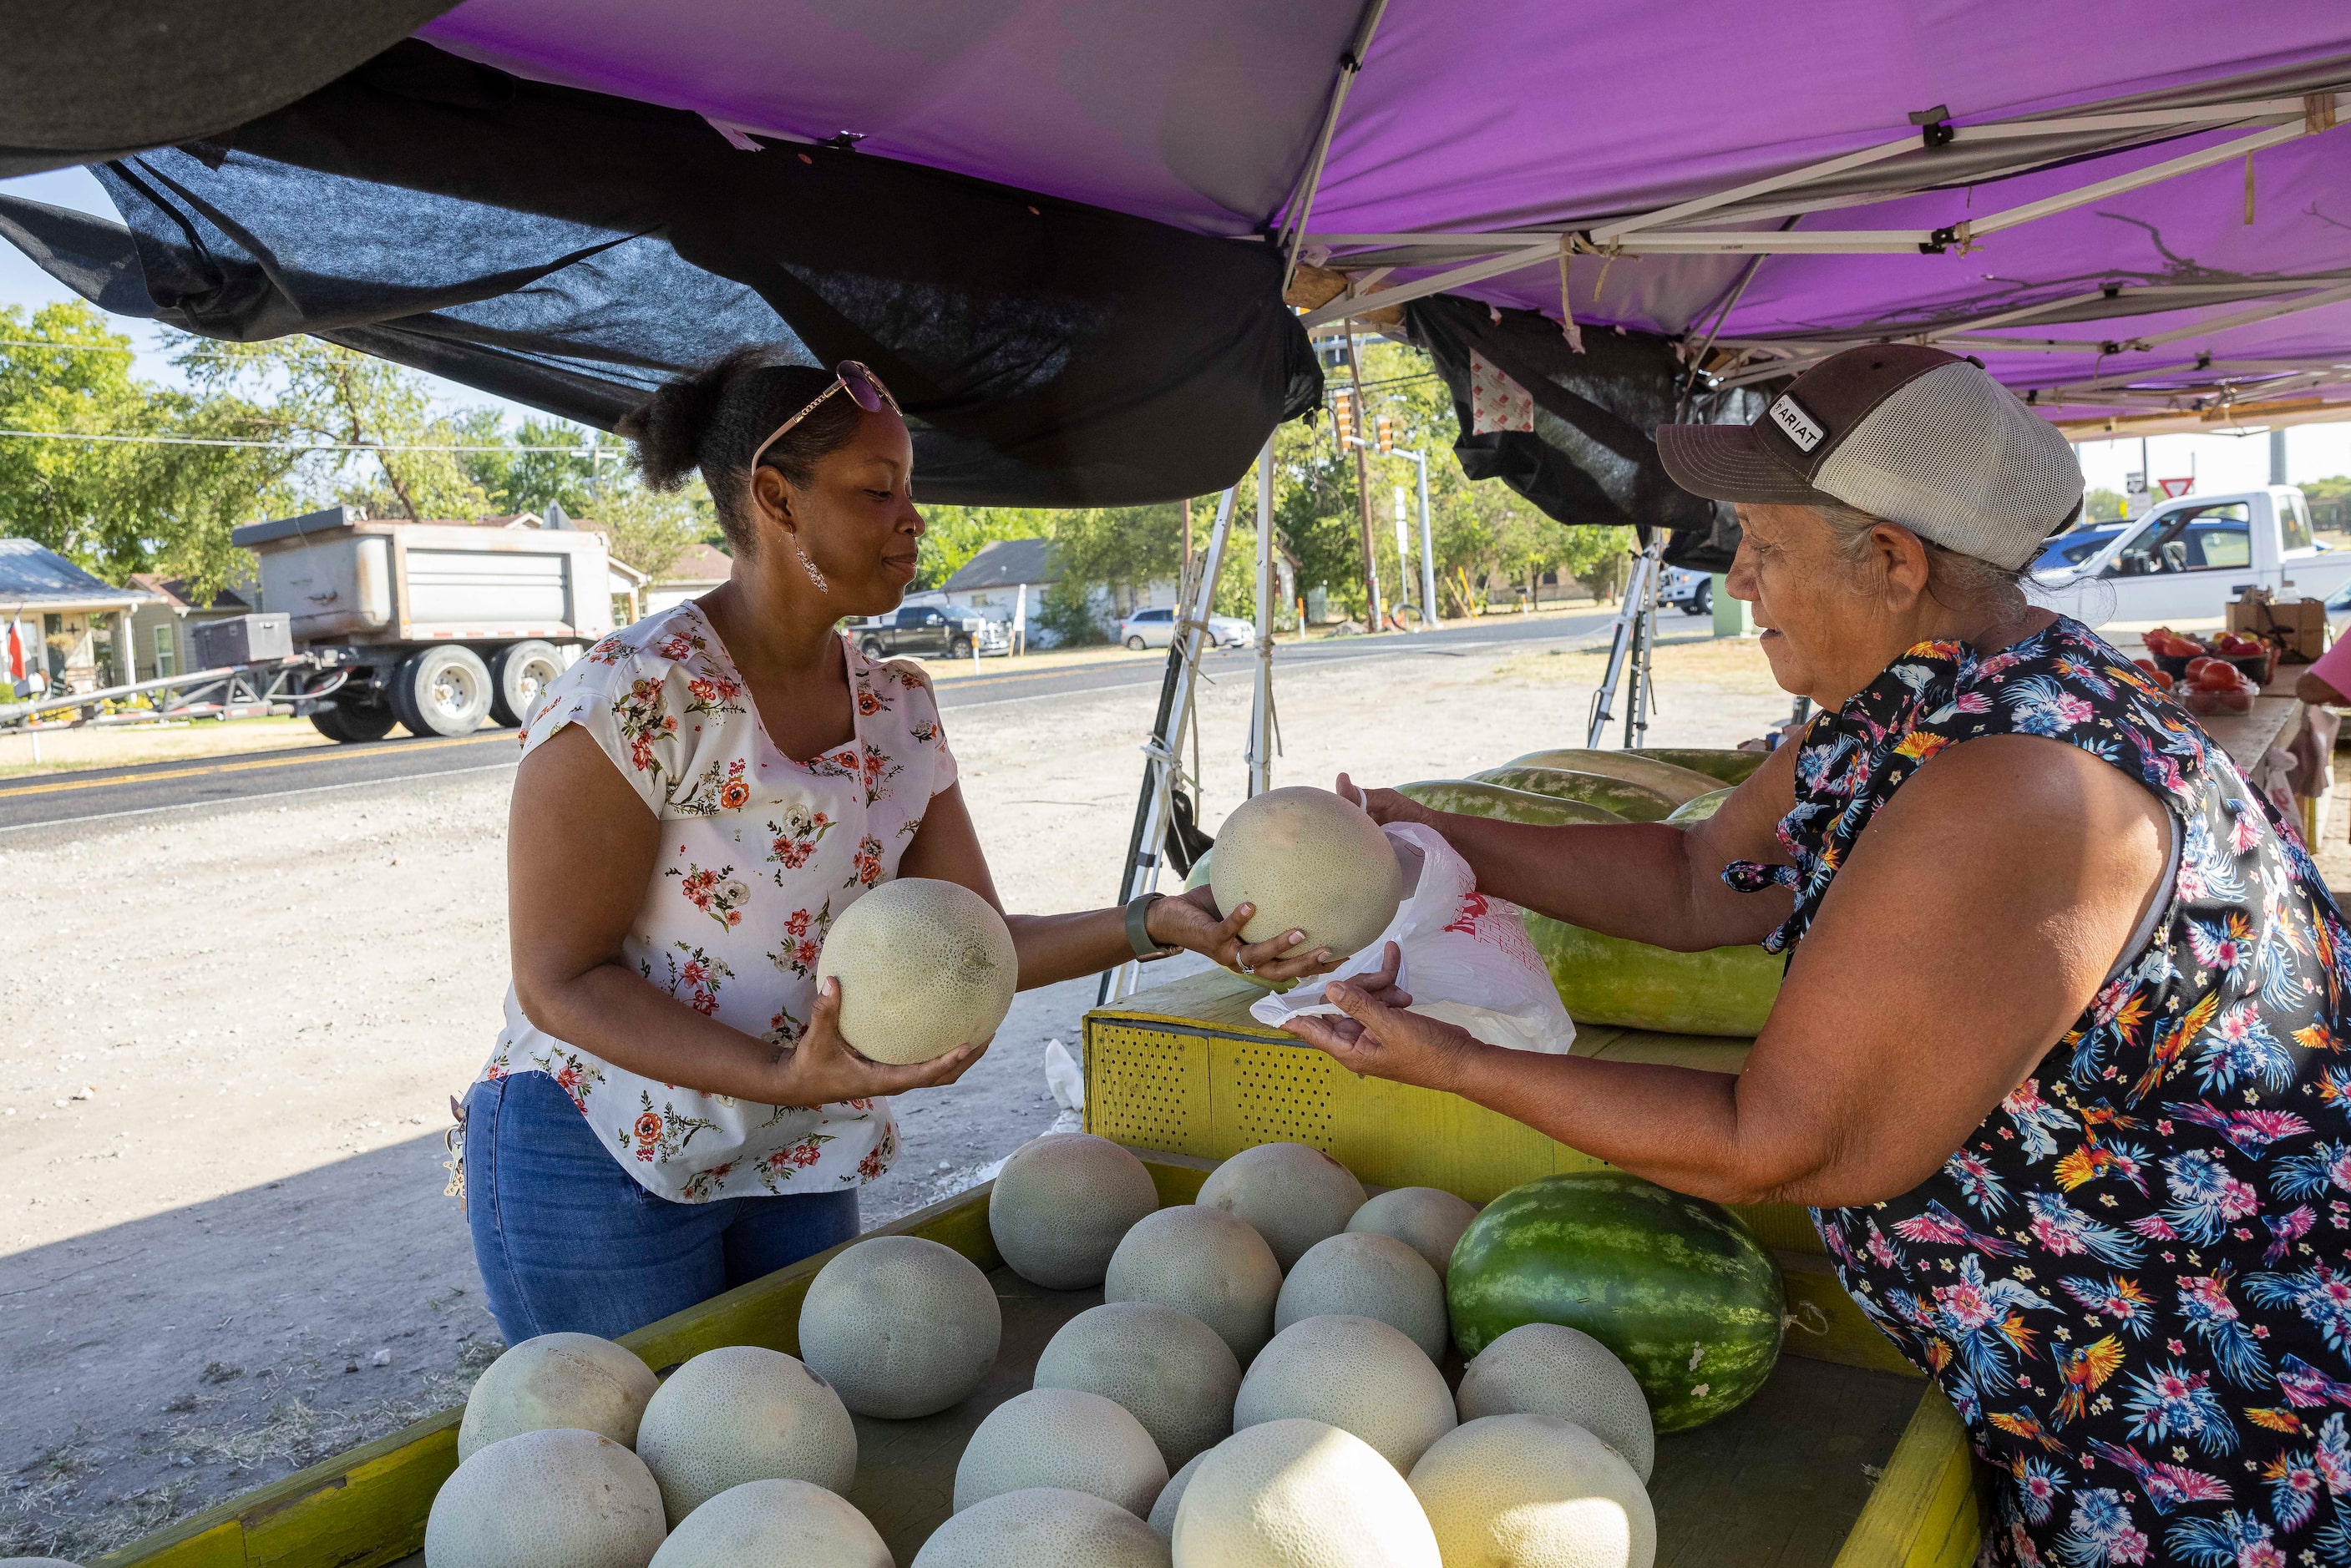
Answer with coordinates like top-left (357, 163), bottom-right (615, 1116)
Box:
top-left (1182, 495), bottom-right (1193, 583)
top-left (1341, 319), bottom-right (1383, 630)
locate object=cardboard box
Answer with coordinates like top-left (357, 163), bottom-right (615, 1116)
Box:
top-left (2229, 593), bottom-right (2329, 662)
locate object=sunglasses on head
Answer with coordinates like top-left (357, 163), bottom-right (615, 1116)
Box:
top-left (749, 360), bottom-right (900, 470)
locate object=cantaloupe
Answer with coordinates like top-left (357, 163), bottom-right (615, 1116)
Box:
top-left (458, 1333), bottom-right (659, 1460)
top-left (816, 878), bottom-right (1016, 1065)
top-left (1170, 1419), bottom-right (1441, 1568)
top-left (1104, 1206), bottom-right (1282, 1365)
top-left (1408, 1414), bottom-right (1655, 1568)
top-left (914, 1487), bottom-right (1173, 1568)
top-left (1147, 1452), bottom-right (1206, 1539)
top-left (646, 1478), bottom-right (889, 1568)
top-left (424, 1427), bottom-right (666, 1568)
top-left (1275, 1233), bottom-right (1449, 1361)
top-left (634, 1344), bottom-right (856, 1523)
top-left (1208, 787), bottom-right (1402, 959)
top-left (798, 1235), bottom-right (1001, 1418)
top-left (990, 1134), bottom-right (1159, 1289)
top-left (1457, 1323), bottom-right (1655, 1482)
top-left (1035, 1301), bottom-right (1241, 1468)
top-left (953, 1386), bottom-right (1168, 1515)
top-left (1232, 1315), bottom-right (1456, 1472)
top-left (1347, 1188), bottom-right (1481, 1279)
top-left (1197, 1143), bottom-right (1366, 1272)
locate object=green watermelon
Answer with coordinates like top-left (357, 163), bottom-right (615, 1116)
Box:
top-left (1629, 748), bottom-right (1767, 787)
top-left (1396, 780), bottom-right (1626, 827)
top-left (1448, 1172), bottom-right (1784, 1432)
top-left (1526, 914), bottom-right (1779, 1035)
top-left (1468, 766), bottom-right (1679, 823)
top-left (1662, 787), bottom-right (1734, 825)
top-left (1500, 749), bottom-right (1722, 806)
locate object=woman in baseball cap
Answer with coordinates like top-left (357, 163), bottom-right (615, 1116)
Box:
top-left (1288, 346), bottom-right (2351, 1567)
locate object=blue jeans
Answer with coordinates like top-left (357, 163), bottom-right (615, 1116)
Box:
top-left (463, 1071), bottom-right (860, 1343)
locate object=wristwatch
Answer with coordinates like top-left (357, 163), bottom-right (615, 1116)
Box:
top-left (1125, 893), bottom-right (1181, 962)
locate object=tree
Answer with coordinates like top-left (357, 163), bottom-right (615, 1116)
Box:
top-left (913, 504), bottom-right (1040, 589)
top-left (0, 302), bottom-right (298, 593)
top-left (2083, 487), bottom-right (2128, 522)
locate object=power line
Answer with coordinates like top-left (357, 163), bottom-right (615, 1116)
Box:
top-left (0, 427), bottom-right (600, 454)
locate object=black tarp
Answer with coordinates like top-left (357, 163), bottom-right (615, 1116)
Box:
top-left (1406, 295), bottom-right (1766, 574)
top-left (3, 42), bottom-right (1320, 508)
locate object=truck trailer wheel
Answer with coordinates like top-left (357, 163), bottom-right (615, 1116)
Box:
top-left (489, 640), bottom-right (562, 727)
top-left (310, 701), bottom-right (399, 744)
top-left (392, 646), bottom-right (493, 736)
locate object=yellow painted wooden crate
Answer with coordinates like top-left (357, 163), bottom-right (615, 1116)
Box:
top-left (1086, 969), bottom-right (1987, 1568)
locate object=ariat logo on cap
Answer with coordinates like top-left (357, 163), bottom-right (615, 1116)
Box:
top-left (1768, 394), bottom-right (1826, 453)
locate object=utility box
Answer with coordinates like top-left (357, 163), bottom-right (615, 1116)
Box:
top-left (188, 613), bottom-right (292, 668)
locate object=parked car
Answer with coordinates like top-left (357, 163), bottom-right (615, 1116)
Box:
top-left (850, 604), bottom-right (1010, 659)
top-left (2027, 487), bottom-right (2348, 627)
top-left (1658, 567), bottom-right (1712, 617)
top-left (1117, 606), bottom-right (1256, 650)
top-left (2029, 524), bottom-right (2125, 574)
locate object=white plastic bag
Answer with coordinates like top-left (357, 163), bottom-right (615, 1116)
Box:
top-left (1249, 821), bottom-right (1576, 1055)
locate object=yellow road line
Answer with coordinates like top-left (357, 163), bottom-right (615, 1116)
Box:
top-left (0, 731), bottom-right (511, 798)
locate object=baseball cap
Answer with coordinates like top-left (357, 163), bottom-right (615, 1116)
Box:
top-left (1655, 344), bottom-right (2083, 571)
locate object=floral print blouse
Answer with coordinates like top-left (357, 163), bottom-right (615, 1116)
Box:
top-left (481, 599), bottom-right (956, 1203)
top-left (1728, 616), bottom-right (2351, 1568)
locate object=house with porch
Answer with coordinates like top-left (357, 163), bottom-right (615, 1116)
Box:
top-left (2, 540), bottom-right (155, 696)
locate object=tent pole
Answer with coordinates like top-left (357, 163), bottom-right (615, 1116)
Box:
top-left (1624, 535), bottom-right (1664, 748)
top-left (1102, 486), bottom-right (1240, 1005)
top-left (1583, 539), bottom-right (1659, 747)
top-left (1248, 438), bottom-right (1276, 798)
top-left (1276, 0), bottom-right (1392, 291)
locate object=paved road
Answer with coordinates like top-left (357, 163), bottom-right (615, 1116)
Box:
top-left (0, 609), bottom-right (1632, 833)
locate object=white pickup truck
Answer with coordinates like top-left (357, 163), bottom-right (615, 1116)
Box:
top-left (2027, 486), bottom-right (2347, 627)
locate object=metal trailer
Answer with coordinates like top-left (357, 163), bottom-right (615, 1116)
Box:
top-left (232, 507), bottom-right (619, 742)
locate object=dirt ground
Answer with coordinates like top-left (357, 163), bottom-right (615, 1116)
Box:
top-left (3, 616), bottom-right (1783, 1557)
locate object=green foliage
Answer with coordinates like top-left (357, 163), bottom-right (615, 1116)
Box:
top-left (1035, 574), bottom-right (1110, 645)
top-left (2083, 487), bottom-right (2128, 522)
top-left (913, 505), bottom-right (1039, 589)
top-left (2304, 476), bottom-right (2351, 530)
top-left (0, 303), bottom-right (299, 594)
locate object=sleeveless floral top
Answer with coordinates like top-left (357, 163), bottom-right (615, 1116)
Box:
top-left (1730, 617), bottom-right (2351, 1568)
top-left (481, 599), bottom-right (956, 1203)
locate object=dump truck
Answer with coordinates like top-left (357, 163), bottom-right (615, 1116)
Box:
top-left (233, 507), bottom-right (618, 741)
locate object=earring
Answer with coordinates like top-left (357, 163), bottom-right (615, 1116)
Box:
top-left (795, 544), bottom-right (830, 594)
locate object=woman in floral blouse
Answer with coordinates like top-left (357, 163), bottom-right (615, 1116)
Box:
top-left (1295, 346), bottom-right (2351, 1567)
top-left (468, 351), bottom-right (1337, 1343)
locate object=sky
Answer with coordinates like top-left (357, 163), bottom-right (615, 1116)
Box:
top-left (5, 166), bottom-right (2351, 493)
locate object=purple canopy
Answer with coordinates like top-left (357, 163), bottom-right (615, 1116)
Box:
top-left (415, 0), bottom-right (2351, 425)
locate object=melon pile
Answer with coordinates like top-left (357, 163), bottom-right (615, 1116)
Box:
top-left (421, 1136), bottom-right (1781, 1568)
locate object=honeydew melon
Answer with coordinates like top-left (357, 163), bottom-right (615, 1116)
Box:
top-left (1467, 767), bottom-right (1679, 823)
top-left (914, 1487), bottom-right (1173, 1568)
top-left (1457, 1323), bottom-right (1654, 1482)
top-left (458, 1333), bottom-right (658, 1460)
top-left (1394, 781), bottom-right (1624, 827)
top-left (1035, 1302), bottom-right (1241, 1468)
top-left (424, 1428), bottom-right (666, 1568)
top-left (816, 878), bottom-right (1016, 1065)
top-left (1233, 1314), bottom-right (1456, 1472)
top-left (1448, 1172), bottom-right (1784, 1433)
top-left (634, 1344), bottom-right (856, 1523)
top-left (953, 1387), bottom-right (1168, 1515)
top-left (990, 1134), bottom-right (1159, 1290)
top-left (1208, 787), bottom-right (1402, 959)
top-left (1197, 1142), bottom-right (1366, 1272)
top-left (1105, 1206), bottom-right (1283, 1365)
top-left (1501, 749), bottom-right (1723, 804)
top-left (1171, 1419), bottom-right (1440, 1568)
top-left (1346, 1187), bottom-right (1482, 1278)
top-left (798, 1236), bottom-right (1001, 1419)
top-left (1274, 1233), bottom-right (1449, 1361)
top-left (646, 1479), bottom-right (889, 1568)
top-left (1629, 747), bottom-right (1767, 786)
top-left (1408, 1414), bottom-right (1655, 1568)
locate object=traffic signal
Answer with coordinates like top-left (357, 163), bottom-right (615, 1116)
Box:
top-left (1331, 389), bottom-right (1355, 447)
top-left (1376, 414), bottom-right (1394, 454)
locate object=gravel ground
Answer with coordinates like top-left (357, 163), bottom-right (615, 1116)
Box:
top-left (0, 627), bottom-right (1796, 1557)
